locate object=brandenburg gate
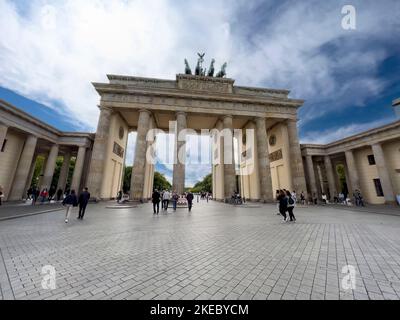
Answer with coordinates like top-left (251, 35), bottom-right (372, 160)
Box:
top-left (86, 58), bottom-right (307, 202)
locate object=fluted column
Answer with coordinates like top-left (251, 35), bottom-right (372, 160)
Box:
top-left (255, 117), bottom-right (273, 202)
top-left (223, 115), bottom-right (236, 200)
top-left (372, 143), bottom-right (395, 203)
top-left (324, 156), bottom-right (337, 201)
top-left (41, 144), bottom-right (59, 190)
top-left (173, 111), bottom-right (187, 195)
top-left (87, 106), bottom-right (113, 199)
top-left (57, 152), bottom-right (71, 192)
top-left (287, 120), bottom-right (307, 193)
top-left (306, 155), bottom-right (318, 197)
top-left (344, 150), bottom-right (360, 193)
top-left (70, 147), bottom-right (86, 193)
top-left (9, 135), bottom-right (38, 200)
top-left (131, 109), bottom-right (151, 200)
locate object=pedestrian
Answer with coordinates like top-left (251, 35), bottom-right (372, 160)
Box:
top-left (286, 190), bottom-right (296, 222)
top-left (152, 189), bottom-right (161, 215)
top-left (186, 191), bottom-right (194, 212)
top-left (40, 188), bottom-right (48, 204)
top-left (313, 193), bottom-right (318, 205)
top-left (162, 189), bottom-right (170, 211)
top-left (291, 190), bottom-right (297, 204)
top-left (300, 191), bottom-right (305, 205)
top-left (116, 190), bottom-right (123, 203)
top-left (56, 188), bottom-right (63, 201)
top-left (27, 187), bottom-right (33, 200)
top-left (62, 190), bottom-right (78, 223)
top-left (0, 185), bottom-right (4, 206)
top-left (278, 190), bottom-right (288, 222)
top-left (172, 191), bottom-right (179, 211)
top-left (78, 187), bottom-right (91, 220)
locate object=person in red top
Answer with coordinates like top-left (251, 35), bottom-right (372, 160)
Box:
top-left (40, 188), bottom-right (49, 204)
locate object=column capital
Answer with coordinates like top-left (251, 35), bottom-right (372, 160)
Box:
top-left (176, 111), bottom-right (186, 117)
top-left (138, 109), bottom-right (152, 115)
top-left (221, 115), bottom-right (233, 120)
top-left (98, 105), bottom-right (113, 112)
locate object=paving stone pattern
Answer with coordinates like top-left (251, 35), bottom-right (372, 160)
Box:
top-left (0, 201), bottom-right (400, 300)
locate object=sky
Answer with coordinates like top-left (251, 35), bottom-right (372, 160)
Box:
top-left (0, 0), bottom-right (399, 186)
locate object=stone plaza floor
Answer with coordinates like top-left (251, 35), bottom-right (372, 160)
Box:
top-left (0, 200), bottom-right (400, 300)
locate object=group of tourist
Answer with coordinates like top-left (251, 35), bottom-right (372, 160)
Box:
top-left (151, 189), bottom-right (194, 214)
top-left (276, 189), bottom-right (297, 223)
top-left (26, 186), bottom-right (72, 205)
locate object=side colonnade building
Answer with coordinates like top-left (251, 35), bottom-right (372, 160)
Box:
top-left (0, 99), bottom-right (94, 201)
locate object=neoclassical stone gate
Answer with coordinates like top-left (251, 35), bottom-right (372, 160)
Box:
top-left (86, 73), bottom-right (307, 202)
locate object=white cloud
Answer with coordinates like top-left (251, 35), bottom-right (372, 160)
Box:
top-left (1, 0), bottom-right (399, 185)
top-left (1, 0), bottom-right (398, 131)
top-left (300, 117), bottom-right (395, 145)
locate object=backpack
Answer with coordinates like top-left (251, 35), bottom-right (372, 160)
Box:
top-left (288, 197), bottom-right (294, 205)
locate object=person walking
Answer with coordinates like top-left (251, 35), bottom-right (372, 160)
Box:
top-left (152, 189), bottom-right (161, 215)
top-left (62, 190), bottom-right (78, 223)
top-left (286, 190), bottom-right (296, 222)
top-left (186, 191), bottom-right (194, 212)
top-left (162, 190), bottom-right (170, 211)
top-left (278, 190), bottom-right (288, 222)
top-left (78, 187), bottom-right (91, 220)
top-left (172, 191), bottom-right (179, 211)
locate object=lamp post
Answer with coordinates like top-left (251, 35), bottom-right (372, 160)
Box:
top-left (393, 98), bottom-right (400, 118)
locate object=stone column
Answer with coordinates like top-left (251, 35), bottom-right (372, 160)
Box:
top-left (173, 111), bottom-right (187, 194)
top-left (344, 150), bottom-right (360, 193)
top-left (9, 135), bottom-right (38, 200)
top-left (372, 143), bottom-right (395, 203)
top-left (57, 152), bottom-right (71, 192)
top-left (41, 144), bottom-right (59, 190)
top-left (70, 147), bottom-right (86, 193)
top-left (131, 109), bottom-right (151, 200)
top-left (87, 106), bottom-right (113, 199)
top-left (287, 120), bottom-right (307, 193)
top-left (324, 156), bottom-right (337, 201)
top-left (223, 115), bottom-right (236, 200)
top-left (0, 123), bottom-right (8, 149)
top-left (25, 153), bottom-right (38, 192)
top-left (255, 117), bottom-right (273, 202)
top-left (305, 155), bottom-right (317, 197)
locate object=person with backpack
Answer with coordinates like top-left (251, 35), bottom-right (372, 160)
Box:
top-left (286, 190), bottom-right (296, 222)
top-left (172, 191), bottom-right (179, 211)
top-left (62, 190), bottom-right (78, 223)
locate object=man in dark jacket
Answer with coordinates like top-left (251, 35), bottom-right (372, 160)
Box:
top-left (78, 188), bottom-right (91, 220)
top-left (186, 191), bottom-right (194, 212)
top-left (152, 189), bottom-right (161, 215)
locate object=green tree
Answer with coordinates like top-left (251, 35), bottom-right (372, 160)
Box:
top-left (336, 164), bottom-right (347, 192)
top-left (122, 169), bottom-right (172, 193)
top-left (153, 172), bottom-right (172, 191)
top-left (123, 166), bottom-right (132, 193)
top-left (191, 174), bottom-right (212, 193)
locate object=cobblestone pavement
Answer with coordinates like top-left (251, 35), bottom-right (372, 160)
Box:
top-left (0, 201), bottom-right (400, 300)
